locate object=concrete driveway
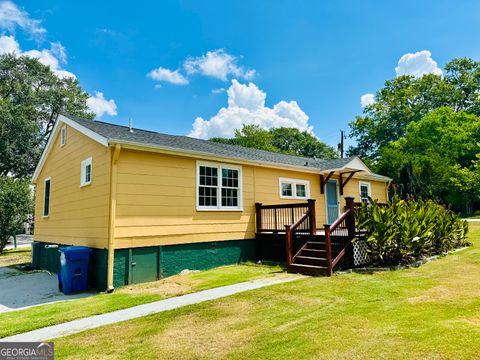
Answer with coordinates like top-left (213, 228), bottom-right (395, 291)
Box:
top-left (0, 267), bottom-right (94, 313)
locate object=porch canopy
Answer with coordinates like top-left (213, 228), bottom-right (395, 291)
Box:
top-left (319, 157), bottom-right (377, 195)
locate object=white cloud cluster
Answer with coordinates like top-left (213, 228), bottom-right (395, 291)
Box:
top-left (86, 91), bottom-right (117, 117)
top-left (0, 0), bottom-right (45, 38)
top-left (0, 34), bottom-right (75, 78)
top-left (189, 79), bottom-right (312, 139)
top-left (360, 93), bottom-right (375, 107)
top-left (148, 49), bottom-right (255, 86)
top-left (395, 50), bottom-right (442, 77)
top-left (148, 67), bottom-right (188, 85)
top-left (184, 49), bottom-right (255, 81)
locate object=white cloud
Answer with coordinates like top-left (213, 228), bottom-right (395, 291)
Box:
top-left (188, 79), bottom-right (312, 139)
top-left (395, 50), bottom-right (442, 77)
top-left (148, 49), bottom-right (255, 88)
top-left (0, 0), bottom-right (46, 38)
top-left (87, 91), bottom-right (117, 117)
top-left (184, 49), bottom-right (255, 81)
top-left (0, 34), bottom-right (75, 78)
top-left (147, 67), bottom-right (188, 85)
top-left (0, 33), bottom-right (19, 53)
top-left (360, 93), bottom-right (375, 107)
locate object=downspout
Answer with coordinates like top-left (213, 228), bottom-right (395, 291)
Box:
top-left (107, 143), bottom-right (121, 292)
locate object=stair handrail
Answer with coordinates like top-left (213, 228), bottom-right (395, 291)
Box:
top-left (284, 199), bottom-right (316, 265)
top-left (324, 197), bottom-right (356, 276)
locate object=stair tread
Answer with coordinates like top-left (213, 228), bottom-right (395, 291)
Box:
top-left (302, 248), bottom-right (325, 252)
top-left (289, 263), bottom-right (327, 269)
top-left (295, 255), bottom-right (327, 261)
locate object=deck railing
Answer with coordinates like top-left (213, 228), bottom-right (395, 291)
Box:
top-left (255, 200), bottom-right (315, 234)
top-left (324, 197), bottom-right (356, 275)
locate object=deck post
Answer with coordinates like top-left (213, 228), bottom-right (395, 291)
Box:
top-left (255, 202), bottom-right (263, 233)
top-left (307, 199), bottom-right (316, 236)
top-left (285, 225), bottom-right (293, 265)
top-left (345, 197), bottom-right (355, 239)
top-left (324, 224), bottom-right (332, 276)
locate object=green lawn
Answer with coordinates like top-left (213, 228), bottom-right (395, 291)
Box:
top-left (53, 223), bottom-right (480, 359)
top-left (0, 248), bottom-right (31, 267)
top-left (0, 262), bottom-right (283, 338)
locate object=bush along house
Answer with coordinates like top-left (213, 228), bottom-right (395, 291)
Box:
top-left (31, 114), bottom-right (391, 291)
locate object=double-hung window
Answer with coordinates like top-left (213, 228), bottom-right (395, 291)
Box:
top-left (279, 178), bottom-right (310, 199)
top-left (197, 162), bottom-right (242, 210)
top-left (359, 182), bottom-right (371, 203)
top-left (43, 177), bottom-right (51, 217)
top-left (80, 157), bottom-right (92, 187)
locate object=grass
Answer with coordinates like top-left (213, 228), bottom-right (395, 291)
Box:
top-left (0, 262), bottom-right (283, 338)
top-left (0, 248), bottom-right (31, 267)
top-left (53, 223), bottom-right (480, 359)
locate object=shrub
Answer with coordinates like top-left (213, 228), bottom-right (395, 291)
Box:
top-left (355, 196), bottom-right (469, 265)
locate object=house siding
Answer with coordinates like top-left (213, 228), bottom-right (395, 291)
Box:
top-left (113, 149), bottom-right (388, 249)
top-left (33, 125), bottom-right (111, 249)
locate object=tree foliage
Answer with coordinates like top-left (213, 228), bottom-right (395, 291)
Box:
top-left (376, 108), bottom-right (480, 212)
top-left (211, 124), bottom-right (338, 159)
top-left (0, 54), bottom-right (94, 178)
top-left (349, 58), bottom-right (480, 160)
top-left (0, 176), bottom-right (33, 253)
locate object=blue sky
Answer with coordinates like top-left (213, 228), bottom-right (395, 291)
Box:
top-left (2, 1), bottom-right (480, 149)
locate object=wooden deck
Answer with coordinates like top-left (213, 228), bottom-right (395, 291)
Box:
top-left (255, 198), bottom-right (357, 276)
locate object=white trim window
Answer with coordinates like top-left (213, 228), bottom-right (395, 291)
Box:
top-left (43, 177), bottom-right (51, 217)
top-left (60, 125), bottom-right (67, 147)
top-left (80, 157), bottom-right (93, 187)
top-left (359, 181), bottom-right (371, 203)
top-left (279, 178), bottom-right (310, 199)
top-left (197, 161), bottom-right (242, 211)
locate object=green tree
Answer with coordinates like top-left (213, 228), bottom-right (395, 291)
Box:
top-left (211, 124), bottom-right (337, 159)
top-left (0, 54), bottom-right (94, 178)
top-left (349, 57), bottom-right (480, 160)
top-left (0, 176), bottom-right (33, 253)
top-left (376, 108), bottom-right (480, 212)
top-left (270, 127), bottom-right (337, 159)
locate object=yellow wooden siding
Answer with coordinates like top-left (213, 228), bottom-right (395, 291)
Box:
top-left (33, 125), bottom-right (111, 248)
top-left (114, 149), bottom-right (388, 248)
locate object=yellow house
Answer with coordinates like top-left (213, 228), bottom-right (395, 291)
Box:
top-left (32, 114), bottom-right (390, 290)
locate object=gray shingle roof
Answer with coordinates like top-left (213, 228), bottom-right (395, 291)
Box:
top-left (64, 114), bottom-right (356, 171)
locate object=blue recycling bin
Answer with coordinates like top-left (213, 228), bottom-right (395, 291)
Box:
top-left (58, 246), bottom-right (91, 294)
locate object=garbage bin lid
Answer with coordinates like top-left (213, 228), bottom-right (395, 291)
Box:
top-left (59, 246), bottom-right (92, 254)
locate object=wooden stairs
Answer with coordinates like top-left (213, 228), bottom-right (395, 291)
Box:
top-left (288, 238), bottom-right (329, 276)
top-left (255, 197), bottom-right (358, 277)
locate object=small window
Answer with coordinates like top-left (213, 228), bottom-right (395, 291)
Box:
top-left (60, 126), bottom-right (67, 146)
top-left (43, 177), bottom-right (51, 217)
top-left (197, 162), bottom-right (242, 210)
top-left (80, 157), bottom-right (92, 187)
top-left (279, 178), bottom-right (310, 199)
top-left (359, 182), bottom-right (371, 203)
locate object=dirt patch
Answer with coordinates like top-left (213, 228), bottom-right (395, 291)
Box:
top-left (119, 276), bottom-right (202, 298)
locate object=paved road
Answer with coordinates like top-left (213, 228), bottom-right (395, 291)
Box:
top-left (4, 235), bottom-right (33, 250)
